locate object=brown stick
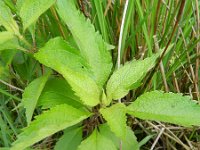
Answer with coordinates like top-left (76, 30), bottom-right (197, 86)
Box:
top-left (139, 0), bottom-right (186, 94)
top-left (194, 0), bottom-right (200, 99)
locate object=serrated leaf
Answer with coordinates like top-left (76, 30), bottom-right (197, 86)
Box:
top-left (101, 89), bottom-right (110, 106)
top-left (100, 103), bottom-right (127, 139)
top-left (55, 126), bottom-right (82, 150)
top-left (22, 73), bottom-right (50, 125)
top-left (34, 37), bottom-right (100, 106)
top-left (99, 124), bottom-right (139, 150)
top-left (56, 0), bottom-right (113, 88)
top-left (122, 128), bottom-right (140, 150)
top-left (37, 78), bottom-right (83, 109)
top-left (11, 104), bottom-right (91, 150)
top-left (106, 54), bottom-right (158, 101)
top-left (0, 32), bottom-right (19, 51)
top-left (128, 91), bottom-right (200, 126)
top-left (0, 1), bottom-right (19, 34)
top-left (78, 129), bottom-right (117, 150)
top-left (19, 0), bottom-right (56, 30)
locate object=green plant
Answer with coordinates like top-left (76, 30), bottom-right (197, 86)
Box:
top-left (0, 0), bottom-right (199, 149)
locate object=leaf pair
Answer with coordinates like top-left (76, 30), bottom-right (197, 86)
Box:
top-left (13, 89), bottom-right (200, 149)
top-left (34, 37), bottom-right (101, 106)
top-left (100, 91), bottom-right (200, 145)
top-left (34, 0), bottom-right (114, 107)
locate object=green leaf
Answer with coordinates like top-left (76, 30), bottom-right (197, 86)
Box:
top-left (0, 32), bottom-right (19, 51)
top-left (100, 103), bottom-right (127, 139)
top-left (19, 0), bottom-right (56, 30)
top-left (16, 0), bottom-right (23, 12)
top-left (99, 124), bottom-right (139, 150)
top-left (35, 37), bottom-right (100, 106)
top-left (22, 73), bottom-right (50, 125)
top-left (122, 128), bottom-right (140, 150)
top-left (78, 129), bottom-right (117, 150)
top-left (11, 104), bottom-right (91, 150)
top-left (0, 49), bottom-right (17, 65)
top-left (0, 1), bottom-right (19, 34)
top-left (139, 135), bottom-right (154, 148)
top-left (37, 78), bottom-right (83, 109)
top-left (56, 0), bottom-right (113, 88)
top-left (106, 54), bottom-right (158, 101)
top-left (55, 126), bottom-right (82, 150)
top-left (128, 91), bottom-right (200, 126)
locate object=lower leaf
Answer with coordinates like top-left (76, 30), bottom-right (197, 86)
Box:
top-left (100, 103), bottom-right (127, 139)
top-left (99, 124), bottom-right (139, 150)
top-left (11, 104), bottom-right (91, 150)
top-left (54, 126), bottom-right (82, 150)
top-left (128, 90), bottom-right (200, 126)
top-left (22, 72), bottom-right (50, 125)
top-left (78, 128), bottom-right (117, 150)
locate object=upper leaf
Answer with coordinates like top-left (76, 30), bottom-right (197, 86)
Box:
top-left (0, 1), bottom-right (19, 34)
top-left (19, 0), bottom-right (56, 30)
top-left (0, 32), bottom-right (20, 51)
top-left (106, 54), bottom-right (158, 101)
top-left (55, 126), bottom-right (82, 150)
top-left (22, 73), bottom-right (50, 125)
top-left (78, 129), bottom-right (117, 150)
top-left (16, 0), bottom-right (23, 12)
top-left (56, 0), bottom-right (113, 88)
top-left (100, 103), bottom-right (127, 139)
top-left (11, 104), bottom-right (91, 150)
top-left (99, 124), bottom-right (139, 150)
top-left (128, 91), bottom-right (200, 126)
top-left (37, 78), bottom-right (83, 109)
top-left (34, 37), bottom-right (100, 106)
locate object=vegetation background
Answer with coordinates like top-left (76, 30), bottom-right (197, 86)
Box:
top-left (0, 0), bottom-right (199, 149)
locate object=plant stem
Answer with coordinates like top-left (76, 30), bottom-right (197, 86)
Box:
top-left (18, 35), bottom-right (32, 49)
